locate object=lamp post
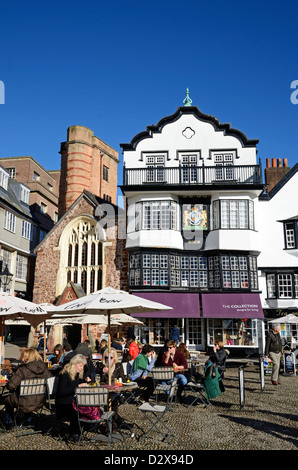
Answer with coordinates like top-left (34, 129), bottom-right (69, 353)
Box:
top-left (0, 264), bottom-right (13, 365)
top-left (0, 263), bottom-right (13, 292)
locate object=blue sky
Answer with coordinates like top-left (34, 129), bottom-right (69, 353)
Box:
top-left (0, 1), bottom-right (297, 203)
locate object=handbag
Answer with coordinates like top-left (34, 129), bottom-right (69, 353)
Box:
top-left (72, 399), bottom-right (102, 420)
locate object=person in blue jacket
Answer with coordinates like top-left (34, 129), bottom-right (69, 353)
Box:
top-left (169, 325), bottom-right (180, 344)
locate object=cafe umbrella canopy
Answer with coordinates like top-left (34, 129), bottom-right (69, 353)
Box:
top-left (0, 293), bottom-right (53, 329)
top-left (268, 314), bottom-right (298, 324)
top-left (50, 287), bottom-right (172, 384)
top-left (0, 293), bottom-right (54, 364)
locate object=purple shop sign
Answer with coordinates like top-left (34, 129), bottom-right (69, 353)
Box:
top-left (201, 293), bottom-right (264, 319)
top-left (131, 292), bottom-right (200, 318)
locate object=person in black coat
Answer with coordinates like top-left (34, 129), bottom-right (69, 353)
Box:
top-left (208, 340), bottom-right (227, 376)
top-left (55, 354), bottom-right (90, 440)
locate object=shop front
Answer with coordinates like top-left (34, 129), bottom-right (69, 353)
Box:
top-left (201, 293), bottom-right (264, 354)
top-left (131, 292), bottom-right (202, 348)
top-left (130, 291), bottom-right (265, 354)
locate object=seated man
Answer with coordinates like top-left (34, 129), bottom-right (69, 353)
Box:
top-left (161, 340), bottom-right (188, 403)
top-left (129, 344), bottom-right (156, 402)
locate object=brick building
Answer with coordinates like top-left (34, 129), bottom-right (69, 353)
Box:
top-left (0, 155), bottom-right (60, 240)
top-left (31, 126), bottom-right (128, 350)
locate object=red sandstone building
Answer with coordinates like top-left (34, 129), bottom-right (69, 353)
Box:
top-left (31, 126), bottom-right (127, 349)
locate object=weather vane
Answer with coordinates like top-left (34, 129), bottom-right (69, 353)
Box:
top-left (183, 88), bottom-right (192, 106)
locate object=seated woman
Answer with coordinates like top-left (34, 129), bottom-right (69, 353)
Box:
top-left (4, 348), bottom-right (52, 430)
top-left (96, 348), bottom-right (126, 427)
top-left (48, 343), bottom-right (64, 366)
top-left (96, 347), bottom-right (126, 385)
top-left (55, 354), bottom-right (91, 441)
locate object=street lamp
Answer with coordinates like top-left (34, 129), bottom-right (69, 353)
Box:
top-left (0, 264), bottom-right (13, 292)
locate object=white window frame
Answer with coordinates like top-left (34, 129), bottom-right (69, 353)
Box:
top-left (179, 152), bottom-right (200, 184)
top-left (145, 154), bottom-right (165, 183)
top-left (213, 199), bottom-right (254, 230)
top-left (214, 153), bottom-right (234, 181)
top-left (285, 222), bottom-right (296, 249)
top-left (4, 210), bottom-right (16, 232)
top-left (21, 220), bottom-right (32, 239)
top-left (141, 201), bottom-right (178, 230)
top-left (0, 167), bottom-right (9, 190)
top-left (15, 254), bottom-right (28, 280)
top-left (20, 185), bottom-right (30, 205)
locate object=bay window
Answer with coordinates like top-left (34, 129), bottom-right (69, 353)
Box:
top-left (213, 199), bottom-right (254, 230)
top-left (129, 251), bottom-right (258, 290)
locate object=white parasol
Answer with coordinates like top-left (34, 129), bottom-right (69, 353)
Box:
top-left (0, 293), bottom-right (54, 364)
top-left (268, 314), bottom-right (298, 324)
top-left (51, 287), bottom-right (172, 384)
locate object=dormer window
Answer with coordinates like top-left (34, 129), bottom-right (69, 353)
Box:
top-left (0, 167), bottom-right (9, 190)
top-left (20, 185), bottom-right (30, 205)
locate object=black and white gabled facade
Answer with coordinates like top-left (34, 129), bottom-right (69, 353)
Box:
top-left (120, 102), bottom-right (269, 354)
top-left (258, 163), bottom-right (298, 349)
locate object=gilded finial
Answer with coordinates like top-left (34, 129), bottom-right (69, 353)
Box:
top-left (183, 88), bottom-right (192, 106)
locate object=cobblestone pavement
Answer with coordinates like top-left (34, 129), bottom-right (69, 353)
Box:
top-left (0, 362), bottom-right (297, 452)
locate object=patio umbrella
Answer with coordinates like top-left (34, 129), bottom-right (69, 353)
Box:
top-left (268, 314), bottom-right (298, 324)
top-left (0, 293), bottom-right (54, 365)
top-left (51, 287), bottom-right (172, 384)
top-left (111, 313), bottom-right (144, 326)
top-left (0, 293), bottom-right (53, 328)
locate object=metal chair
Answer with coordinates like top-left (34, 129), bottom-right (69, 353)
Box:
top-left (151, 367), bottom-right (175, 402)
top-left (137, 377), bottom-right (178, 442)
top-left (44, 376), bottom-right (59, 435)
top-left (184, 380), bottom-right (210, 407)
top-left (74, 387), bottom-right (114, 444)
top-left (15, 378), bottom-right (47, 435)
top-left (46, 376), bottom-right (59, 412)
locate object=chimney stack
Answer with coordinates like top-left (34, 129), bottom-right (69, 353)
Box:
top-left (264, 157), bottom-right (291, 193)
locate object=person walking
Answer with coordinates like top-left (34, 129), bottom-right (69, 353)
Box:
top-left (169, 325), bottom-right (180, 345)
top-left (265, 323), bottom-right (283, 385)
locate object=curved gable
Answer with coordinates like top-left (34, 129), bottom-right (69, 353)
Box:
top-left (120, 106), bottom-right (259, 151)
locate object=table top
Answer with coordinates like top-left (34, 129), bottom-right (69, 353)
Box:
top-left (86, 382), bottom-right (138, 392)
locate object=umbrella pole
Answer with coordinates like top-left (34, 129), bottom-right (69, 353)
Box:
top-left (43, 321), bottom-right (46, 362)
top-left (108, 310), bottom-right (111, 386)
top-left (0, 317), bottom-right (4, 369)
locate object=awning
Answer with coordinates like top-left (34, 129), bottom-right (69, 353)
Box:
top-left (201, 293), bottom-right (264, 319)
top-left (130, 292), bottom-right (200, 318)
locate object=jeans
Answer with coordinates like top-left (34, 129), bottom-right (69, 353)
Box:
top-left (162, 374), bottom-right (188, 397)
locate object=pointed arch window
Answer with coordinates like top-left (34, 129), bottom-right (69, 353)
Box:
top-left (65, 219), bottom-right (103, 294)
